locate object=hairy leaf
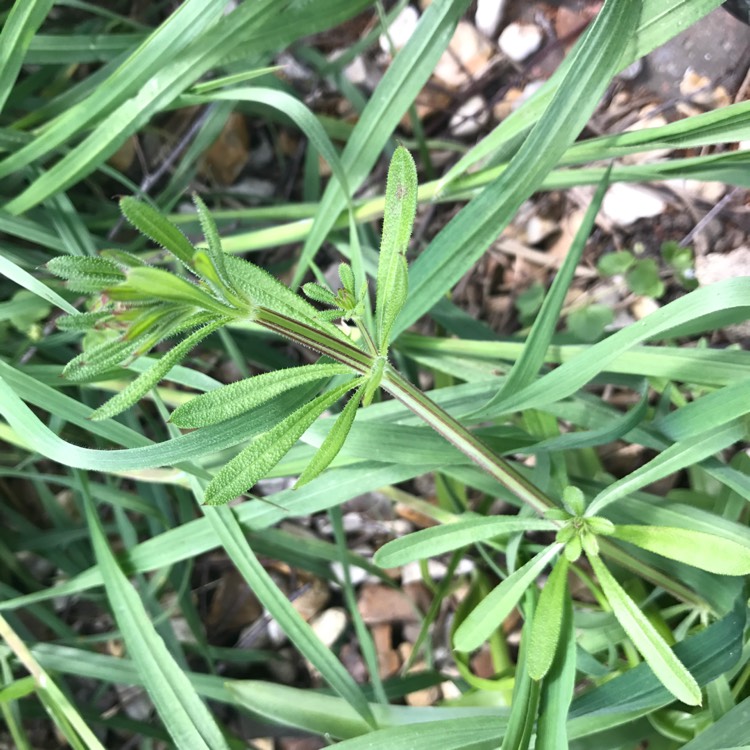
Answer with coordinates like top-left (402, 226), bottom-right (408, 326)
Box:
top-left (120, 197), bottom-right (197, 266)
top-left (295, 385), bottom-right (363, 488)
top-left (90, 318), bottom-right (228, 420)
top-left (611, 525), bottom-right (750, 576)
top-left (454, 544), bottom-right (561, 652)
top-left (203, 380), bottom-right (357, 505)
top-left (589, 553), bottom-right (702, 706)
top-left (527, 555), bottom-right (569, 681)
top-left (171, 363), bottom-right (354, 428)
top-left (376, 145), bottom-right (417, 352)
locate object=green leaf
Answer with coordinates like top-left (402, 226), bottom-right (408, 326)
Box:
top-left (453, 544), bottom-right (561, 652)
top-left (396, 0), bottom-right (640, 338)
top-left (55, 311), bottom-right (113, 332)
top-left (170, 363), bottom-right (353, 428)
top-left (302, 282), bottom-right (337, 307)
top-left (295, 386), bottom-right (363, 488)
top-left (0, 0), bottom-right (55, 116)
top-left (376, 145), bottom-right (418, 352)
top-left (80, 476), bottom-right (229, 749)
top-left (536, 589), bottom-right (575, 750)
top-left (107, 266), bottom-right (235, 316)
top-left (203, 380), bottom-right (358, 505)
top-left (566, 304), bottom-right (614, 342)
top-left (597, 250), bottom-right (635, 276)
top-left (626, 258), bottom-right (665, 298)
top-left (206, 506), bottom-right (376, 728)
top-left (527, 555), bottom-right (569, 681)
top-left (611, 525), bottom-right (750, 576)
top-left (191, 194), bottom-right (238, 297)
top-left (46, 256), bottom-right (126, 293)
top-left (62, 338), bottom-right (142, 383)
top-left (374, 516), bottom-right (557, 568)
top-left (588, 553), bottom-right (702, 706)
top-left (120, 197), bottom-right (197, 266)
top-left (90, 318), bottom-right (228, 420)
top-left (500, 167), bottom-right (611, 397)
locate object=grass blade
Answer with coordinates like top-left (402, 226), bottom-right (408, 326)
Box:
top-left (492, 167), bottom-right (610, 402)
top-left (79, 474), bottom-right (230, 749)
top-left (395, 0), bottom-right (639, 336)
top-left (291, 0), bottom-right (468, 286)
top-left (205, 505), bottom-right (376, 727)
top-left (0, 0), bottom-right (55, 115)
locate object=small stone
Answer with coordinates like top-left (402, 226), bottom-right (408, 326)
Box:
top-left (309, 607), bottom-right (347, 648)
top-left (525, 215), bottom-right (558, 245)
top-left (631, 296), bottom-right (661, 320)
top-left (619, 58), bottom-right (644, 81)
top-left (498, 22), bottom-right (544, 63)
top-left (449, 95), bottom-right (489, 137)
top-left (358, 584), bottom-right (419, 624)
top-left (434, 21), bottom-right (493, 88)
top-left (695, 247), bottom-right (750, 341)
top-left (379, 5), bottom-right (419, 54)
top-left (601, 183), bottom-right (666, 226)
top-left (343, 55), bottom-right (368, 86)
top-left (475, 0), bottom-right (507, 38)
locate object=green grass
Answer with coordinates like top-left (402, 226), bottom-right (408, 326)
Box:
top-left (1, 0), bottom-right (750, 748)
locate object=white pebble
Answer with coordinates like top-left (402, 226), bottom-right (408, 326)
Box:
top-left (449, 95), bottom-right (489, 137)
top-left (475, 0), bottom-right (507, 38)
top-left (498, 22), bottom-right (543, 63)
top-left (379, 5), bottom-right (419, 54)
top-left (602, 183), bottom-right (666, 226)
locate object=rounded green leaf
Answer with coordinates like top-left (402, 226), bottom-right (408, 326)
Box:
top-left (611, 525), bottom-right (750, 576)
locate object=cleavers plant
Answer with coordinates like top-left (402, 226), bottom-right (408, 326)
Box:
top-left (48, 145), bottom-right (750, 720)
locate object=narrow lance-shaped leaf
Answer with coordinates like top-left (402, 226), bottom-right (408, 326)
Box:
top-left (171, 363), bottom-right (354, 428)
top-left (191, 194), bottom-right (239, 298)
top-left (374, 516), bottom-right (558, 568)
top-left (107, 266), bottom-right (236, 316)
top-left (588, 553), bottom-right (702, 706)
top-left (90, 318), bottom-right (229, 421)
top-left (527, 555), bottom-right (569, 681)
top-left (295, 385), bottom-right (364, 488)
top-left (204, 380), bottom-right (359, 506)
top-left (47, 256), bottom-right (126, 293)
top-left (120, 197), bottom-right (197, 266)
top-left (454, 544), bottom-right (561, 653)
top-left (611, 525), bottom-right (750, 576)
top-left (376, 145), bottom-right (417, 353)
top-left (62, 338), bottom-right (143, 383)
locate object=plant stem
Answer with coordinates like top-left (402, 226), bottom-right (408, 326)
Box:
top-left (381, 365), bottom-right (556, 517)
